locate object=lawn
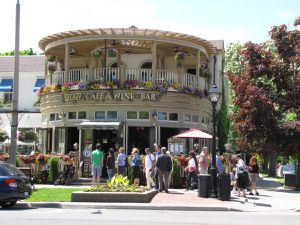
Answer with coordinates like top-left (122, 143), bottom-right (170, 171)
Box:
top-left (25, 188), bottom-right (84, 202)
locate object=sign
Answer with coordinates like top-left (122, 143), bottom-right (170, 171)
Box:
top-left (63, 91), bottom-right (159, 102)
top-left (83, 149), bottom-right (91, 158)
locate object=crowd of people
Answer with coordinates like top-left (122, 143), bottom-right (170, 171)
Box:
top-left (90, 143), bottom-right (260, 196)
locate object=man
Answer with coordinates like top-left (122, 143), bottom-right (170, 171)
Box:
top-left (154, 144), bottom-right (161, 190)
top-left (144, 148), bottom-right (155, 189)
top-left (91, 143), bottom-right (104, 186)
top-left (156, 147), bottom-right (172, 193)
top-left (198, 146), bottom-right (209, 174)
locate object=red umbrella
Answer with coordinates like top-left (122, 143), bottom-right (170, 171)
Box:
top-left (173, 128), bottom-right (213, 139)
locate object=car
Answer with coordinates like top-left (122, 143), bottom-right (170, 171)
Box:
top-left (0, 161), bottom-right (32, 208)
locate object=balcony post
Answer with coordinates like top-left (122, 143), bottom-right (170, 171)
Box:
top-left (64, 43), bottom-right (69, 83)
top-left (196, 49), bottom-right (201, 88)
top-left (151, 41), bottom-right (157, 82)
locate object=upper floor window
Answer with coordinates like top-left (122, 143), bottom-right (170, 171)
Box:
top-left (50, 113), bottom-right (56, 121)
top-left (192, 115), bottom-right (199, 123)
top-left (95, 111), bottom-right (105, 120)
top-left (127, 111), bottom-right (137, 119)
top-left (107, 111), bottom-right (118, 120)
top-left (68, 112), bottom-right (77, 120)
top-left (184, 114), bottom-right (192, 122)
top-left (139, 111), bottom-right (149, 120)
top-left (158, 112), bottom-right (167, 121)
top-left (141, 62), bottom-right (152, 69)
top-left (78, 111), bottom-right (87, 119)
top-left (169, 113), bottom-right (178, 121)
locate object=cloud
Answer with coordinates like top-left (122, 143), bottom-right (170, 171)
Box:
top-left (276, 10), bottom-right (295, 20)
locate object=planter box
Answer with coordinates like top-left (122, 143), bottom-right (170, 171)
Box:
top-left (71, 190), bottom-right (157, 203)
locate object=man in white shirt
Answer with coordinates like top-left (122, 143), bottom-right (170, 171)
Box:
top-left (144, 147), bottom-right (155, 189)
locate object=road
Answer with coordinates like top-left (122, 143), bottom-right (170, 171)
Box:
top-left (0, 208), bottom-right (299, 225)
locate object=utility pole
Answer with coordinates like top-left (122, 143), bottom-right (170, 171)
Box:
top-left (10, 0), bottom-right (20, 165)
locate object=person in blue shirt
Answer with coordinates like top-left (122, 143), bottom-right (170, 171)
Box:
top-left (131, 148), bottom-right (142, 185)
top-left (216, 150), bottom-right (224, 174)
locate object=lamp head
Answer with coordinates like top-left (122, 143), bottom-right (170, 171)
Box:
top-left (208, 85), bottom-right (221, 103)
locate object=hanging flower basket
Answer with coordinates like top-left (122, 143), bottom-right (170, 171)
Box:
top-left (47, 55), bottom-right (56, 62)
top-left (18, 130), bottom-right (38, 143)
top-left (48, 63), bottom-right (56, 73)
top-left (91, 48), bottom-right (103, 58)
top-left (0, 130), bottom-right (9, 142)
top-left (108, 48), bottom-right (117, 57)
top-left (175, 52), bottom-right (186, 68)
top-left (199, 63), bottom-right (210, 78)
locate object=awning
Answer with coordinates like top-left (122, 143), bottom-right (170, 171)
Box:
top-left (33, 78), bottom-right (45, 92)
top-left (173, 128), bottom-right (213, 139)
top-left (77, 121), bottom-right (123, 130)
top-left (0, 79), bottom-right (13, 92)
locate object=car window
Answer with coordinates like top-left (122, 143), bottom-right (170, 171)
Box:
top-left (1, 163), bottom-right (25, 176)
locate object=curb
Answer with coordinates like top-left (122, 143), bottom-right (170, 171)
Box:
top-left (14, 202), bottom-right (241, 212)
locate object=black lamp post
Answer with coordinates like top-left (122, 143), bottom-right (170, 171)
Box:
top-left (209, 84), bottom-right (221, 197)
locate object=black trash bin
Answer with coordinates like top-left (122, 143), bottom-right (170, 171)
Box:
top-left (284, 173), bottom-right (296, 188)
top-left (217, 173), bottom-right (231, 201)
top-left (197, 174), bottom-right (211, 198)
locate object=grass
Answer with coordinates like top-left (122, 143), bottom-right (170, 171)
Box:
top-left (25, 188), bottom-right (84, 202)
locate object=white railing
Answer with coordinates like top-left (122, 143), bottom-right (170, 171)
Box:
top-left (68, 69), bottom-right (89, 83)
top-left (125, 68), bottom-right (153, 82)
top-left (94, 68), bottom-right (120, 82)
top-left (52, 71), bottom-right (64, 84)
top-left (156, 70), bottom-right (178, 84)
top-left (182, 73), bottom-right (206, 89)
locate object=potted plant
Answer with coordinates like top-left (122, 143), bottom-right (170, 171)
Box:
top-left (108, 48), bottom-right (117, 57)
top-left (174, 51), bottom-right (186, 68)
top-left (18, 129), bottom-right (38, 143)
top-left (0, 130), bottom-right (9, 142)
top-left (47, 55), bottom-right (56, 62)
top-left (48, 64), bottom-right (56, 73)
top-left (91, 48), bottom-right (103, 58)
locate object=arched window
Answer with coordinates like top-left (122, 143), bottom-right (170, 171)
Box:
top-left (141, 62), bottom-right (152, 69)
top-left (140, 61), bottom-right (152, 82)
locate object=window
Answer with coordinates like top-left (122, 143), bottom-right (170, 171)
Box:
top-left (56, 113), bottom-right (62, 121)
top-left (107, 111), bottom-right (117, 119)
top-left (184, 114), bottom-right (191, 122)
top-left (169, 113), bottom-right (178, 121)
top-left (68, 112), bottom-right (77, 119)
top-left (95, 111), bottom-right (105, 119)
top-left (50, 113), bottom-right (56, 121)
top-left (192, 115), bottom-right (199, 123)
top-left (158, 112), bottom-right (167, 120)
top-left (78, 111), bottom-right (87, 119)
top-left (139, 111), bottom-right (149, 120)
top-left (127, 111), bottom-right (137, 119)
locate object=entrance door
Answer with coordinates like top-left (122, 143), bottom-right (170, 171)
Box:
top-left (128, 127), bottom-right (150, 155)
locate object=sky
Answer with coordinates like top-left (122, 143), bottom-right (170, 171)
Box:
top-left (0, 0), bottom-right (299, 53)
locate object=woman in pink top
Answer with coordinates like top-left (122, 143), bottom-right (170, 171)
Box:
top-left (198, 147), bottom-right (209, 174)
top-left (185, 151), bottom-right (198, 190)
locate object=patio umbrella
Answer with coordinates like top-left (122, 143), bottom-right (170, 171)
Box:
top-left (173, 128), bottom-right (213, 139)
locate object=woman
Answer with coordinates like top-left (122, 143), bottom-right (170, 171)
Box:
top-left (235, 154), bottom-right (247, 197)
top-left (131, 148), bottom-right (142, 185)
top-left (185, 151), bottom-right (198, 190)
top-left (106, 148), bottom-right (115, 182)
top-left (248, 155), bottom-right (259, 195)
top-left (116, 147), bottom-right (126, 176)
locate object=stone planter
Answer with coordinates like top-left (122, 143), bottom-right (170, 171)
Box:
top-left (71, 190), bottom-right (157, 203)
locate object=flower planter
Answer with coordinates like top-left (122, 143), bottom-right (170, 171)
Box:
top-left (70, 85), bottom-right (80, 90)
top-left (71, 190), bottom-right (157, 203)
top-left (168, 87), bottom-right (177, 92)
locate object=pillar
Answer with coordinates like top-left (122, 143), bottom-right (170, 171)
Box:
top-left (64, 43), bottom-right (69, 83)
top-left (151, 41), bottom-right (157, 82)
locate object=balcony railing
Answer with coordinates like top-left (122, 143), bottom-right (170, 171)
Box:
top-left (52, 68), bottom-right (206, 89)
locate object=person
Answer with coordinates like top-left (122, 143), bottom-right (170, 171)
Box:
top-left (248, 155), bottom-right (259, 195)
top-left (235, 154), bottom-right (247, 197)
top-left (116, 147), bottom-right (126, 176)
top-left (198, 146), bottom-right (209, 174)
top-left (106, 148), bottom-right (115, 182)
top-left (166, 150), bottom-right (173, 188)
top-left (131, 148), bottom-right (142, 185)
top-left (155, 147), bottom-right (172, 193)
top-left (91, 143), bottom-right (104, 186)
top-left (154, 144), bottom-right (161, 190)
top-left (144, 147), bottom-right (155, 189)
top-left (230, 154), bottom-right (238, 194)
top-left (185, 151), bottom-right (198, 190)
top-left (216, 150), bottom-right (225, 174)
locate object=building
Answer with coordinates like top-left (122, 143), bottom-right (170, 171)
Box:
top-left (0, 56), bottom-right (45, 154)
top-left (38, 27), bottom-right (224, 176)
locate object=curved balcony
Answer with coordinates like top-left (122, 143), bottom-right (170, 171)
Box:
top-left (51, 68), bottom-right (207, 90)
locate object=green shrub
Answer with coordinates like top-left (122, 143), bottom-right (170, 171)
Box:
top-left (48, 156), bottom-right (60, 184)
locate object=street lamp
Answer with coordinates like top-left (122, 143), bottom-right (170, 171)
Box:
top-left (208, 84), bottom-right (221, 197)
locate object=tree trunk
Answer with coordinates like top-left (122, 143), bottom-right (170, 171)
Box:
top-left (268, 152), bottom-right (277, 177)
top-left (295, 151), bottom-right (300, 191)
top-left (261, 151), bottom-right (268, 172)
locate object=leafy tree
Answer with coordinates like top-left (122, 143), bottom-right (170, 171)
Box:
top-left (0, 48), bottom-right (37, 56)
top-left (227, 18), bottom-right (300, 180)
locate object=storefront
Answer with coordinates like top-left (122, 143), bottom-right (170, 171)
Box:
top-left (38, 27), bottom-right (224, 177)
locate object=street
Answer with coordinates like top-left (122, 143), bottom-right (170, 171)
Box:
top-left (0, 208), bottom-right (299, 225)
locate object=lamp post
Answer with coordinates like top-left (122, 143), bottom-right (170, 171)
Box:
top-left (208, 84), bottom-right (221, 197)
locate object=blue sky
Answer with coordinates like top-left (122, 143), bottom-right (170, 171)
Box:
top-left (0, 0), bottom-right (299, 53)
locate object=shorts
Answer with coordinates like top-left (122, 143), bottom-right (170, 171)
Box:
top-left (249, 173), bottom-right (259, 183)
top-left (133, 166), bottom-right (141, 179)
top-left (92, 166), bottom-right (102, 177)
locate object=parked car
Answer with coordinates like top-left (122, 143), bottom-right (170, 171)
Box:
top-left (0, 161), bottom-right (32, 208)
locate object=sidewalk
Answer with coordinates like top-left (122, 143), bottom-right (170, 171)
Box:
top-left (16, 176), bottom-right (300, 212)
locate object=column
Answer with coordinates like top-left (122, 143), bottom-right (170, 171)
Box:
top-left (151, 41), bottom-right (157, 82)
top-left (196, 50), bottom-right (201, 76)
top-left (51, 127), bottom-right (56, 153)
top-left (64, 43), bottom-right (69, 83)
top-left (78, 128), bottom-right (82, 178)
top-left (123, 124), bottom-right (126, 150)
top-left (125, 125), bottom-right (129, 155)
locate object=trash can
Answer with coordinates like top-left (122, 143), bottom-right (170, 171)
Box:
top-left (284, 173), bottom-right (296, 188)
top-left (217, 173), bottom-right (231, 201)
top-left (197, 174), bottom-right (211, 198)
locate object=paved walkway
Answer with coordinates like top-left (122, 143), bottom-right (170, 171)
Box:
top-left (19, 176), bottom-right (300, 212)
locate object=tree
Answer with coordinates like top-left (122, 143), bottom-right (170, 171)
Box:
top-left (0, 48), bottom-right (37, 56)
top-left (227, 18), bottom-right (300, 179)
